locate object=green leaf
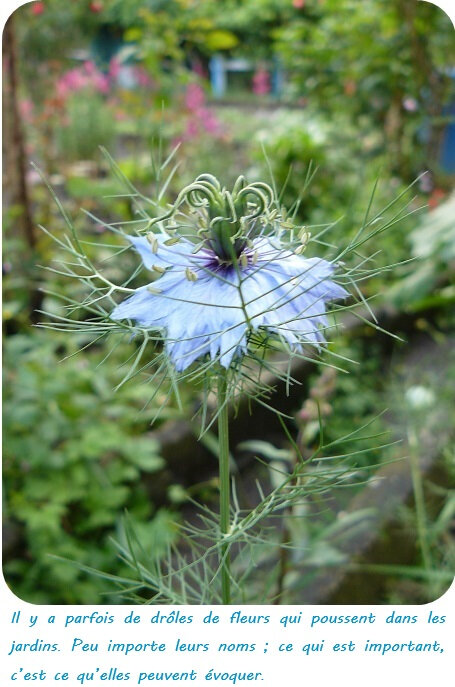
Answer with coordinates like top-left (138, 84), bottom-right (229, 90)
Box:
top-left (204, 30), bottom-right (239, 51)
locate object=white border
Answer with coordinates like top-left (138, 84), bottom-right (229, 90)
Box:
top-left (1, 1), bottom-right (454, 685)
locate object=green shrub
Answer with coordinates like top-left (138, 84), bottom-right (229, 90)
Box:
top-left (3, 332), bottom-right (177, 604)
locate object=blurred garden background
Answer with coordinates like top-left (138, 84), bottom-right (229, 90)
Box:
top-left (2, 0), bottom-right (455, 605)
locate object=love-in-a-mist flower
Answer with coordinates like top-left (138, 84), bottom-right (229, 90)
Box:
top-left (111, 175), bottom-right (348, 372)
top-left (37, 153), bottom-right (408, 605)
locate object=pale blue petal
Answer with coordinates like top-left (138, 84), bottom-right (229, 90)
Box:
top-left (111, 287), bottom-right (161, 328)
top-left (112, 236), bottom-right (348, 370)
top-left (241, 261), bottom-right (340, 346)
top-left (128, 235), bottom-right (193, 271)
top-left (218, 325), bottom-right (248, 368)
top-left (253, 238), bottom-right (348, 302)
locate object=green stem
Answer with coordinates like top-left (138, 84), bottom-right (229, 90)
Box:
top-left (218, 374), bottom-right (231, 604)
top-left (407, 426), bottom-right (432, 576)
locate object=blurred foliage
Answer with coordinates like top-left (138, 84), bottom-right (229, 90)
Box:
top-left (274, 0), bottom-right (455, 179)
top-left (55, 93), bottom-right (116, 161)
top-left (2, 332), bottom-right (180, 604)
top-left (388, 193), bottom-right (455, 311)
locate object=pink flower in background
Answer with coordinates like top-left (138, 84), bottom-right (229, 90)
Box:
top-left (198, 107), bottom-right (221, 135)
top-left (55, 61), bottom-right (113, 99)
top-left (109, 58), bottom-right (121, 80)
top-left (67, 69), bottom-right (86, 89)
top-left (252, 68), bottom-right (270, 96)
top-left (184, 120), bottom-right (200, 139)
top-left (31, 1), bottom-right (45, 15)
top-left (19, 99), bottom-right (34, 122)
top-left (133, 66), bottom-right (152, 88)
top-left (89, 1), bottom-right (104, 12)
top-left (93, 73), bottom-right (110, 94)
top-left (56, 69), bottom-right (83, 98)
top-left (185, 83), bottom-right (205, 110)
top-left (180, 83), bottom-right (225, 141)
top-left (293, 0), bottom-right (305, 7)
top-left (403, 96), bottom-right (418, 112)
top-left (84, 61), bottom-right (97, 76)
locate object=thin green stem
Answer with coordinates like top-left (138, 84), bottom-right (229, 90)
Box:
top-left (407, 426), bottom-right (432, 577)
top-left (218, 373), bottom-right (231, 604)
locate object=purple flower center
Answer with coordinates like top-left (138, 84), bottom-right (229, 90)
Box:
top-left (201, 247), bottom-right (252, 276)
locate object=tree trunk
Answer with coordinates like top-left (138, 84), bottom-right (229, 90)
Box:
top-left (3, 14), bottom-right (36, 248)
top-left (3, 14), bottom-right (42, 320)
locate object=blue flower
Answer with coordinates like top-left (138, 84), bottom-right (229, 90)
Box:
top-left (111, 233), bottom-right (347, 372)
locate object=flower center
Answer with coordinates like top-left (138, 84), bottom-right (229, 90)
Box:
top-left (203, 246), bottom-right (251, 274)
